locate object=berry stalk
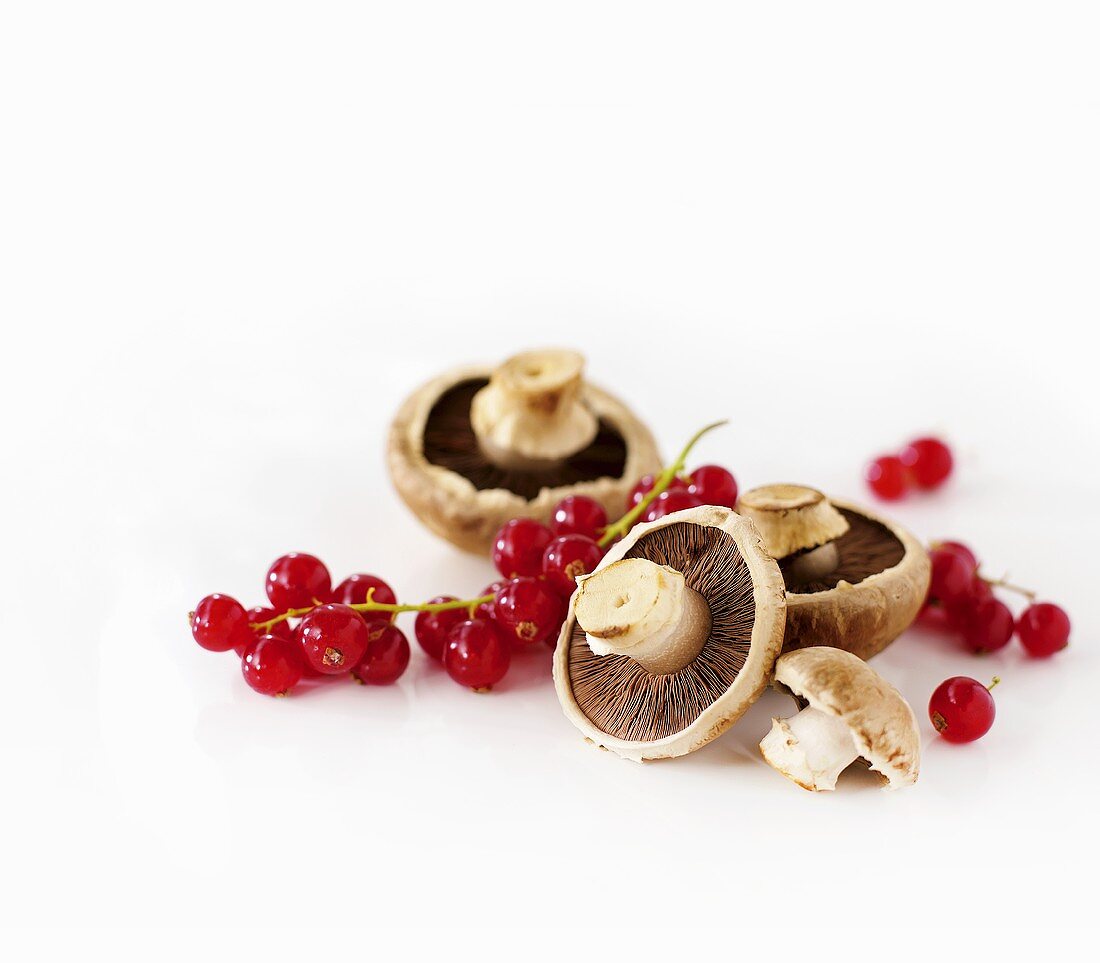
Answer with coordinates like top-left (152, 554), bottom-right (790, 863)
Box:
top-left (250, 591), bottom-right (495, 634)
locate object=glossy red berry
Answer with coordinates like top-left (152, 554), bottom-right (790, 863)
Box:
top-left (352, 623), bottom-right (411, 685)
top-left (296, 603), bottom-right (368, 674)
top-left (492, 518), bottom-right (553, 578)
top-left (234, 606), bottom-right (293, 655)
top-left (959, 597), bottom-right (1015, 653)
top-left (934, 540), bottom-right (978, 571)
top-left (476, 581), bottom-right (507, 621)
top-left (1016, 602), bottom-right (1070, 657)
top-left (626, 474), bottom-right (688, 511)
top-left (332, 574), bottom-right (397, 610)
top-left (191, 594), bottom-right (251, 652)
top-left (241, 635), bottom-right (304, 696)
top-left (642, 488), bottom-right (702, 522)
top-left (443, 619), bottom-right (511, 690)
top-left (865, 455), bottom-right (909, 500)
top-left (414, 597), bottom-right (468, 661)
top-left (929, 677), bottom-right (997, 743)
top-left (929, 547), bottom-right (978, 606)
top-left (265, 553), bottom-right (331, 611)
top-left (687, 465), bottom-right (738, 509)
top-left (542, 534), bottom-right (604, 596)
top-left (493, 577), bottom-right (566, 646)
top-left (943, 576), bottom-right (994, 629)
top-left (550, 495), bottom-right (608, 540)
top-left (900, 437), bottom-right (953, 489)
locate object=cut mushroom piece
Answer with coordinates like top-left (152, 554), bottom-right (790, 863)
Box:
top-left (759, 647), bottom-right (920, 791)
top-left (553, 505), bottom-right (787, 762)
top-left (736, 484), bottom-right (930, 661)
top-left (388, 349), bottom-right (661, 554)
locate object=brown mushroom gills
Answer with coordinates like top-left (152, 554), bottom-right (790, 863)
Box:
top-left (566, 522), bottom-right (756, 743)
top-left (422, 379), bottom-right (629, 499)
top-left (779, 509), bottom-right (905, 594)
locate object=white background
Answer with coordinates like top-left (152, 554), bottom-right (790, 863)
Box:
top-left (2, 1), bottom-right (1098, 954)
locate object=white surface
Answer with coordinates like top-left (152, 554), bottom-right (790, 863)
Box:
top-left (3, 1), bottom-right (1098, 950)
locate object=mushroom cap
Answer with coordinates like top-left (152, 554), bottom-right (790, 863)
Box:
top-left (387, 361), bottom-right (661, 555)
top-left (772, 646), bottom-right (920, 789)
top-left (736, 484), bottom-right (850, 559)
top-left (781, 498), bottom-right (930, 661)
top-left (553, 505), bottom-right (787, 762)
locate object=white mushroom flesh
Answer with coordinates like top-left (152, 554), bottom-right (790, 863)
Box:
top-left (759, 705), bottom-right (860, 792)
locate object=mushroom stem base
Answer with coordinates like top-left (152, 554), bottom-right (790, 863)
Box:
top-left (759, 705), bottom-right (859, 792)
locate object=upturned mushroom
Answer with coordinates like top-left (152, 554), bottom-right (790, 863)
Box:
top-left (553, 504), bottom-right (787, 761)
top-left (736, 484), bottom-right (930, 660)
top-left (759, 646), bottom-right (920, 791)
top-left (388, 349), bottom-right (661, 554)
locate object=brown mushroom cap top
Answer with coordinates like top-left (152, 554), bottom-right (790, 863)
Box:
top-left (773, 647), bottom-right (920, 788)
top-left (387, 350), bottom-right (661, 554)
top-left (553, 505), bottom-right (787, 762)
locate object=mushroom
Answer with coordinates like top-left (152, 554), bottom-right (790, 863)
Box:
top-left (759, 647), bottom-right (920, 791)
top-left (552, 505), bottom-right (787, 761)
top-left (736, 484), bottom-right (930, 660)
top-left (388, 349), bottom-right (661, 554)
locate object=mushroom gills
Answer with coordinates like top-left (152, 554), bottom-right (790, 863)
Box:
top-left (759, 706), bottom-right (860, 792)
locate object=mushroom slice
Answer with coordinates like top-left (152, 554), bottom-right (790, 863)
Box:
top-left (736, 484), bottom-right (931, 661)
top-left (388, 349), bottom-right (660, 554)
top-left (759, 647), bottom-right (920, 791)
top-left (553, 505), bottom-right (787, 762)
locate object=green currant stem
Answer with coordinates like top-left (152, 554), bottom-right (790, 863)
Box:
top-left (980, 572), bottom-right (1036, 602)
top-left (598, 419), bottom-right (728, 548)
top-left (249, 592), bottom-right (494, 634)
top-left (987, 676), bottom-right (1001, 692)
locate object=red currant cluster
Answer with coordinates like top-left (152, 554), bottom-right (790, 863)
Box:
top-left (920, 540), bottom-right (1071, 658)
top-left (865, 436), bottom-right (953, 500)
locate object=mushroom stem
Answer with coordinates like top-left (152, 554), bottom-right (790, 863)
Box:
top-left (470, 349), bottom-right (599, 470)
top-left (782, 541), bottom-right (840, 588)
top-left (759, 706), bottom-right (859, 792)
top-left (574, 558), bottom-right (712, 675)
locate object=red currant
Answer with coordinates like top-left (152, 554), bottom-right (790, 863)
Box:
top-left (493, 577), bottom-right (565, 646)
top-left (234, 606), bottom-right (293, 655)
top-left (332, 574), bottom-right (397, 610)
top-left (443, 619), bottom-right (511, 690)
top-left (900, 437), bottom-right (953, 489)
top-left (1016, 602), bottom-right (1070, 657)
top-left (476, 581), bottom-right (507, 621)
top-left (943, 576), bottom-right (993, 629)
top-left (265, 553), bottom-right (331, 611)
top-left (492, 518), bottom-right (553, 578)
top-left (296, 603), bottom-right (368, 674)
top-left (352, 623), bottom-right (411, 685)
top-left (929, 677), bottom-right (997, 743)
top-left (191, 594), bottom-right (252, 652)
top-left (687, 465), bottom-right (738, 509)
top-left (934, 540), bottom-right (978, 571)
top-left (929, 547), bottom-right (978, 606)
top-left (542, 534), bottom-right (604, 596)
top-left (550, 495), bottom-right (608, 540)
top-left (241, 635), bottom-right (304, 696)
top-left (626, 474), bottom-right (688, 511)
top-left (959, 597), bottom-right (1014, 653)
top-left (414, 597), bottom-right (468, 661)
top-left (642, 488), bottom-right (702, 522)
top-left (865, 455), bottom-right (908, 500)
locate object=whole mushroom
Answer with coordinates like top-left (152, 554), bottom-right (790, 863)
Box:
top-left (736, 484), bottom-right (930, 660)
top-left (388, 349), bottom-right (661, 554)
top-left (759, 646), bottom-right (920, 791)
top-left (553, 505), bottom-right (787, 761)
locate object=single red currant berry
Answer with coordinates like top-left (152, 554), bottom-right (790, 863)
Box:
top-left (542, 534), bottom-right (604, 596)
top-left (265, 553), bottom-right (332, 611)
top-left (332, 574), bottom-right (397, 610)
top-left (191, 594), bottom-right (252, 652)
top-left (687, 465), bottom-right (738, 509)
top-left (296, 603), bottom-right (368, 674)
top-left (943, 576), bottom-right (994, 630)
top-left (933, 540), bottom-right (978, 571)
top-left (626, 474), bottom-right (688, 511)
top-left (352, 623), bottom-right (411, 685)
top-left (443, 619), bottom-right (511, 690)
top-left (551, 495), bottom-right (608, 539)
top-left (959, 597), bottom-right (1014, 653)
top-left (928, 676), bottom-right (997, 743)
top-left (475, 581), bottom-right (508, 621)
top-left (929, 547), bottom-right (978, 606)
top-left (900, 436), bottom-right (954, 489)
top-left (865, 455), bottom-right (909, 500)
top-left (1016, 602), bottom-right (1070, 657)
top-left (917, 599), bottom-right (953, 631)
top-left (414, 597), bottom-right (468, 661)
top-left (493, 577), bottom-right (566, 646)
top-left (241, 635), bottom-right (304, 696)
top-left (492, 518), bottom-right (553, 578)
top-left (234, 606), bottom-right (293, 655)
top-left (642, 488), bottom-right (702, 522)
